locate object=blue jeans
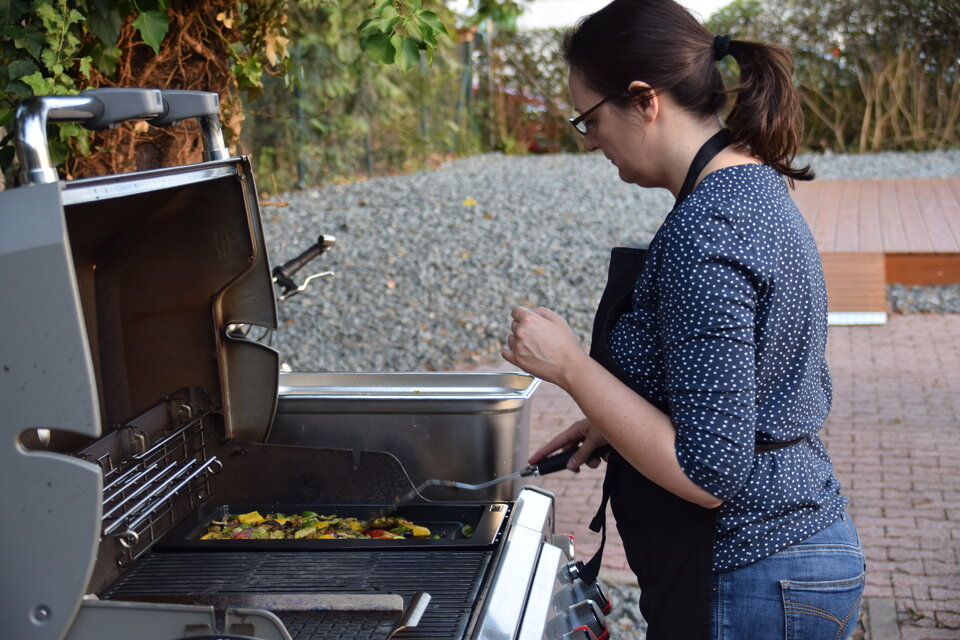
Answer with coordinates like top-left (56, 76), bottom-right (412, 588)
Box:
top-left (712, 513), bottom-right (866, 640)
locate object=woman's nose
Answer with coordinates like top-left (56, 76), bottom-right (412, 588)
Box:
top-left (583, 132), bottom-right (599, 152)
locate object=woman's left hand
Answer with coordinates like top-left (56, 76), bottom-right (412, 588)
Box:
top-left (501, 306), bottom-right (589, 389)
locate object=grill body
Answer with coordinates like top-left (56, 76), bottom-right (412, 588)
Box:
top-left (0, 89), bottom-right (609, 640)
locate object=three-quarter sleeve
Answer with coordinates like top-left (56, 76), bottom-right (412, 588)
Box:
top-left (654, 205), bottom-right (764, 500)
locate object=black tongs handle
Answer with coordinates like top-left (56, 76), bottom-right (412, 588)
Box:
top-left (530, 444), bottom-right (613, 476)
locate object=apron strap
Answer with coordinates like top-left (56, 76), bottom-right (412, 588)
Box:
top-left (577, 453), bottom-right (620, 585)
top-left (674, 129), bottom-right (731, 208)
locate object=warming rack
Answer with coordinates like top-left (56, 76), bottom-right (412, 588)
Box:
top-left (83, 397), bottom-right (222, 565)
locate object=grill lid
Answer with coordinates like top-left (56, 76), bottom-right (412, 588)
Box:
top-left (0, 89), bottom-right (277, 640)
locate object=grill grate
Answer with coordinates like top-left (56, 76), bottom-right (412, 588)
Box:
top-left (102, 550), bottom-right (492, 640)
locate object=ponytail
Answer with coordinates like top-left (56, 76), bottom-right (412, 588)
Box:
top-left (725, 40), bottom-right (814, 181)
top-left (563, 0), bottom-right (813, 181)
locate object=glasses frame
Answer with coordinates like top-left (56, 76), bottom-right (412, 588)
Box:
top-left (569, 92), bottom-right (619, 135)
top-left (567, 88), bottom-right (658, 135)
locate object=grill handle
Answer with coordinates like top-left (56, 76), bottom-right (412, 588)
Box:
top-left (14, 87), bottom-right (228, 186)
top-left (152, 90), bottom-right (229, 162)
top-left (272, 234), bottom-right (337, 301)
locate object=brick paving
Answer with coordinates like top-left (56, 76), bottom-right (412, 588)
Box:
top-left (462, 313), bottom-right (960, 639)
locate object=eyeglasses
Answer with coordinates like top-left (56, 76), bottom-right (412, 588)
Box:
top-left (567, 88), bottom-right (657, 135)
top-left (568, 92), bottom-right (621, 135)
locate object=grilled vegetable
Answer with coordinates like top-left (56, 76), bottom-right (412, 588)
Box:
top-left (199, 512), bottom-right (434, 541)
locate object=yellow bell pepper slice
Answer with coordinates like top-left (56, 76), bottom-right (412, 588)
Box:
top-left (237, 511), bottom-right (264, 525)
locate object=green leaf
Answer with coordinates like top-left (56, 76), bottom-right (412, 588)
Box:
top-left (395, 36), bottom-right (420, 72)
top-left (8, 59), bottom-right (38, 80)
top-left (360, 32), bottom-right (395, 64)
top-left (418, 11), bottom-right (447, 35)
top-left (87, 5), bottom-right (123, 46)
top-left (19, 70), bottom-right (57, 95)
top-left (78, 56), bottom-right (92, 79)
top-left (35, 3), bottom-right (62, 33)
top-left (0, 108), bottom-right (13, 128)
top-left (41, 49), bottom-right (60, 70)
top-left (15, 29), bottom-right (45, 60)
top-left (132, 10), bottom-right (170, 54)
top-left (89, 42), bottom-right (121, 77)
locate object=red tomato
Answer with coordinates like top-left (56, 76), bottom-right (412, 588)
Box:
top-left (365, 529), bottom-right (389, 538)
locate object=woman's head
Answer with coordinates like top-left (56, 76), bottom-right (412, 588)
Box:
top-left (563, 0), bottom-right (812, 181)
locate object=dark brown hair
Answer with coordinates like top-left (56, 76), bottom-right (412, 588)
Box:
top-left (562, 0), bottom-right (813, 181)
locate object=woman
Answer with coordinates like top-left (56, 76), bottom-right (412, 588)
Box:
top-left (501, 1), bottom-right (866, 638)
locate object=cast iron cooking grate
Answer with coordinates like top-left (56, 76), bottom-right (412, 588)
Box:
top-left (102, 550), bottom-right (493, 640)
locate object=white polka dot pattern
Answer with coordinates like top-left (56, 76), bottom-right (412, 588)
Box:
top-left (608, 164), bottom-right (847, 573)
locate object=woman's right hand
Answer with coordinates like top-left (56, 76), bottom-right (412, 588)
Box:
top-left (529, 418), bottom-right (610, 472)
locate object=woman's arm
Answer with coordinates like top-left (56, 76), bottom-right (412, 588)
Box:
top-left (504, 305), bottom-right (723, 509)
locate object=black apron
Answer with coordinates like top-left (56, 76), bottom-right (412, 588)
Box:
top-left (578, 130), bottom-right (729, 640)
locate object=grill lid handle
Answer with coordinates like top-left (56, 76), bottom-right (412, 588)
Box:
top-left (14, 87), bottom-right (230, 186)
top-left (153, 90), bottom-right (229, 161)
top-left (15, 88), bottom-right (164, 185)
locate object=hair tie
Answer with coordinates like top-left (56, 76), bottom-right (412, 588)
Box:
top-left (713, 34), bottom-right (732, 61)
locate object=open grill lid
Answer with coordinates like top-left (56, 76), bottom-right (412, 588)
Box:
top-left (0, 89), bottom-right (279, 640)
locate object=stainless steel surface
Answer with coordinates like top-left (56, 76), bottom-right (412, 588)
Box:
top-left (14, 92), bottom-right (164, 185)
top-left (271, 371), bottom-right (540, 501)
top-left (474, 488), bottom-right (556, 640)
top-left (516, 543), bottom-right (566, 640)
top-left (0, 179), bottom-right (103, 640)
top-left (3, 87), bottom-right (598, 640)
top-left (199, 113), bottom-right (229, 161)
top-left (60, 163), bottom-right (237, 205)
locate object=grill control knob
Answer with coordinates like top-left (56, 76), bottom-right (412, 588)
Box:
top-left (564, 599), bottom-right (608, 640)
top-left (560, 560), bottom-right (581, 583)
top-left (573, 577), bottom-right (612, 615)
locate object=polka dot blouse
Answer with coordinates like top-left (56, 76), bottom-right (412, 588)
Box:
top-left (608, 164), bottom-right (848, 573)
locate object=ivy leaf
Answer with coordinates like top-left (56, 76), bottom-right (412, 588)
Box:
top-left (78, 56), bottom-right (92, 79)
top-left (360, 32), bottom-right (395, 64)
top-left (87, 2), bottom-right (123, 46)
top-left (8, 58), bottom-right (38, 79)
top-left (15, 29), bottom-right (45, 60)
top-left (89, 42), bottom-right (121, 77)
top-left (132, 10), bottom-right (170, 54)
top-left (35, 3), bottom-right (61, 33)
top-left (19, 70), bottom-right (58, 95)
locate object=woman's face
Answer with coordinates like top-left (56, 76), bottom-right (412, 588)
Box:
top-left (568, 69), bottom-right (656, 187)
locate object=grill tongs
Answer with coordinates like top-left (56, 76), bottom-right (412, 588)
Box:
top-left (397, 444), bottom-right (612, 505)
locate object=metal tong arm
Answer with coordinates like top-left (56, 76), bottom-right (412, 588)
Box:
top-left (273, 234), bottom-right (337, 301)
top-left (414, 444), bottom-right (613, 493)
top-left (15, 88), bottom-right (227, 186)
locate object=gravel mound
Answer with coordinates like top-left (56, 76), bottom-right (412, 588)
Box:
top-left (260, 149), bottom-right (960, 372)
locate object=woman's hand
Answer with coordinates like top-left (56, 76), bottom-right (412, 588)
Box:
top-left (529, 418), bottom-right (610, 472)
top-left (501, 306), bottom-right (590, 389)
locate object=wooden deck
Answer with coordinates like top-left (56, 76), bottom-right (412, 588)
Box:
top-left (791, 177), bottom-right (960, 323)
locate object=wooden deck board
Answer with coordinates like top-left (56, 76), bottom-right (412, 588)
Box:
top-left (897, 181), bottom-right (936, 252)
top-left (834, 181), bottom-right (862, 251)
top-left (857, 181), bottom-right (884, 253)
top-left (876, 180), bottom-right (910, 253)
top-left (821, 252), bottom-right (887, 313)
top-left (790, 176), bottom-right (960, 316)
top-left (915, 179), bottom-right (960, 252)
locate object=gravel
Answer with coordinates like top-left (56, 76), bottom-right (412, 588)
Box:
top-left (260, 148), bottom-right (960, 372)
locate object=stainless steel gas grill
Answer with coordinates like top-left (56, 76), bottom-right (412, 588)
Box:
top-left (0, 88), bottom-right (610, 640)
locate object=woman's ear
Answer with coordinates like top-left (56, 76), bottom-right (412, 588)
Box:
top-left (627, 80), bottom-right (659, 123)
